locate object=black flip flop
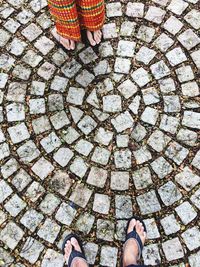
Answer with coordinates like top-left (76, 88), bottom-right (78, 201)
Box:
top-left (62, 233), bottom-right (88, 267)
top-left (120, 216), bottom-right (147, 267)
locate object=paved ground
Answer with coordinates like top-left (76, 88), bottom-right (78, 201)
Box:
top-left (0, 0), bottom-right (200, 266)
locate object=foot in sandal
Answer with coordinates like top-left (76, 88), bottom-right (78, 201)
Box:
top-left (123, 218), bottom-right (147, 266)
top-left (63, 234), bottom-right (88, 267)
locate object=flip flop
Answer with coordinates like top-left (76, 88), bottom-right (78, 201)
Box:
top-left (120, 216), bottom-right (147, 267)
top-left (62, 233), bottom-right (88, 267)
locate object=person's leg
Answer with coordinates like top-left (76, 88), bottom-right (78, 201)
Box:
top-left (77, 0), bottom-right (105, 45)
top-left (64, 237), bottom-right (88, 267)
top-left (123, 219), bottom-right (147, 267)
top-left (47, 0), bottom-right (81, 49)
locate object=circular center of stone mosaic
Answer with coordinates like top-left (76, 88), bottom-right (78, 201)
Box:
top-left (0, 0), bottom-right (200, 266)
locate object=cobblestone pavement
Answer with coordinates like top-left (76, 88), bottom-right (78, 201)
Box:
top-left (0, 0), bottom-right (200, 266)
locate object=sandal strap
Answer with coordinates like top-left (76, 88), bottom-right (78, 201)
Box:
top-left (68, 250), bottom-right (87, 267)
top-left (125, 230), bottom-right (143, 259)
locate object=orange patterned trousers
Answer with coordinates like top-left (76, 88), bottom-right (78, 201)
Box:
top-left (47, 0), bottom-right (105, 41)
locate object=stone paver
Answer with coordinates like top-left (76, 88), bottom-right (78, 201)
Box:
top-left (55, 202), bottom-right (77, 226)
top-left (160, 214), bottom-right (180, 235)
top-left (0, 0), bottom-right (199, 265)
top-left (142, 243), bottom-right (161, 265)
top-left (162, 237), bottom-right (184, 261)
top-left (0, 221), bottom-right (24, 249)
top-left (20, 237), bottom-right (44, 264)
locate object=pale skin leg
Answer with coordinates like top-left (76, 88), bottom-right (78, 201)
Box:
top-left (123, 219), bottom-right (147, 266)
top-left (64, 237), bottom-right (88, 267)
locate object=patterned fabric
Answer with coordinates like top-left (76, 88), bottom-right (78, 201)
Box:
top-left (47, 0), bottom-right (105, 41)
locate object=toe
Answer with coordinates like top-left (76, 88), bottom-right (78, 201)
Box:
top-left (97, 36), bottom-right (101, 43)
top-left (135, 221), bottom-right (147, 244)
top-left (97, 34), bottom-right (102, 41)
top-left (95, 37), bottom-right (100, 44)
top-left (70, 40), bottom-right (75, 50)
top-left (139, 222), bottom-right (144, 233)
top-left (64, 241), bottom-right (72, 261)
top-left (87, 30), bottom-right (96, 46)
top-left (143, 231), bottom-right (147, 238)
top-left (61, 39), bottom-right (70, 50)
top-left (97, 30), bottom-right (102, 38)
top-left (135, 220), bottom-right (141, 231)
top-left (94, 31), bottom-right (101, 44)
top-left (71, 237), bottom-right (82, 253)
top-left (65, 240), bottom-right (71, 251)
top-left (65, 39), bottom-right (71, 50)
top-left (127, 218), bottom-right (136, 234)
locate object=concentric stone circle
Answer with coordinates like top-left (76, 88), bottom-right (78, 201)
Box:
top-left (0, 0), bottom-right (200, 266)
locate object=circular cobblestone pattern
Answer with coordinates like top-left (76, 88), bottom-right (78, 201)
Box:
top-left (0, 0), bottom-right (200, 266)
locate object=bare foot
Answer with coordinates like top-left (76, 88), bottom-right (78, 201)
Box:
top-left (93, 30), bottom-right (102, 44)
top-left (123, 219), bottom-right (147, 267)
top-left (52, 30), bottom-right (75, 50)
top-left (64, 237), bottom-right (88, 267)
top-left (87, 29), bottom-right (102, 46)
